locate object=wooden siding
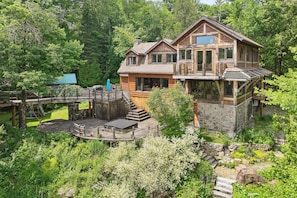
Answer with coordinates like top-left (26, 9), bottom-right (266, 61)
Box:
top-left (128, 73), bottom-right (175, 110)
top-left (193, 24), bottom-right (204, 34)
top-left (148, 43), bottom-right (176, 64)
top-left (120, 76), bottom-right (128, 91)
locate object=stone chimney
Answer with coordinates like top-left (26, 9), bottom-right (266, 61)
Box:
top-left (156, 37), bottom-right (161, 42)
top-left (134, 38), bottom-right (142, 46)
top-left (226, 23), bottom-right (232, 29)
top-left (212, 16), bottom-right (219, 22)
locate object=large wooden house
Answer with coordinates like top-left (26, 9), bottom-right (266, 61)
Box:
top-left (118, 16), bottom-right (272, 137)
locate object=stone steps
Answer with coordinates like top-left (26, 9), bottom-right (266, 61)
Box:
top-left (213, 177), bottom-right (236, 198)
top-left (196, 148), bottom-right (218, 169)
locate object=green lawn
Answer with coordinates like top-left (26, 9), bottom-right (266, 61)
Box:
top-left (0, 102), bottom-right (91, 127)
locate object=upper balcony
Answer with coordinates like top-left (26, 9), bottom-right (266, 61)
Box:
top-left (173, 62), bottom-right (230, 80)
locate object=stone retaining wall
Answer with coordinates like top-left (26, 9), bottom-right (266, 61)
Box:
top-left (201, 142), bottom-right (272, 161)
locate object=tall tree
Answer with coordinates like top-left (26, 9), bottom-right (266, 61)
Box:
top-left (0, 0), bottom-right (84, 127)
top-left (225, 0), bottom-right (297, 74)
top-left (79, 0), bottom-right (122, 86)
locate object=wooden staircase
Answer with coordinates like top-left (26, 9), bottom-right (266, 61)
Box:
top-left (126, 105), bottom-right (150, 122)
top-left (122, 92), bottom-right (150, 122)
top-left (213, 177), bottom-right (236, 198)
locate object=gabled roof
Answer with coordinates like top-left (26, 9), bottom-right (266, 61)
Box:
top-left (146, 39), bottom-right (175, 54)
top-left (125, 42), bottom-right (157, 55)
top-left (172, 16), bottom-right (263, 48)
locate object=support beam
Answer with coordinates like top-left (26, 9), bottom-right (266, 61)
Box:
top-left (193, 100), bottom-right (199, 127)
top-left (12, 105), bottom-right (16, 127)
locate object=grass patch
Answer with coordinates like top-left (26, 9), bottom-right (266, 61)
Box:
top-left (0, 105), bottom-right (69, 127)
top-left (197, 129), bottom-right (232, 145)
top-left (27, 106), bottom-right (68, 127)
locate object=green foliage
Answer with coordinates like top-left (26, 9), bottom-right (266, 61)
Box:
top-left (175, 161), bottom-right (214, 198)
top-left (0, 0), bottom-right (84, 92)
top-left (147, 82), bottom-right (193, 137)
top-left (236, 127), bottom-right (275, 146)
top-left (101, 134), bottom-right (201, 197)
top-left (197, 130), bottom-right (232, 145)
top-left (219, 161), bottom-right (236, 169)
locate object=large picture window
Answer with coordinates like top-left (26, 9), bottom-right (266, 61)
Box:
top-left (196, 36), bottom-right (215, 45)
top-left (136, 77), bottom-right (169, 91)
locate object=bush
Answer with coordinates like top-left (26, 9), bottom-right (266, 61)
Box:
top-left (236, 128), bottom-right (274, 146)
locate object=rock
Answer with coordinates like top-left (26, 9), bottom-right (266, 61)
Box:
top-left (236, 168), bottom-right (266, 185)
top-left (57, 187), bottom-right (76, 197)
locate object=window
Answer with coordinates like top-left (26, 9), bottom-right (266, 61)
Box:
top-left (247, 48), bottom-right (251, 61)
top-left (227, 48), bottom-right (233, 58)
top-left (239, 47), bottom-right (244, 61)
top-left (128, 56), bottom-right (136, 65)
top-left (196, 36), bottom-right (215, 44)
top-left (253, 50), bottom-right (258, 62)
top-left (219, 48), bottom-right (225, 59)
top-left (152, 54), bottom-right (162, 63)
top-left (180, 50), bottom-right (191, 60)
top-left (166, 54), bottom-right (177, 63)
top-left (224, 81), bottom-right (233, 97)
top-left (218, 48), bottom-right (233, 60)
top-left (136, 77), bottom-right (169, 91)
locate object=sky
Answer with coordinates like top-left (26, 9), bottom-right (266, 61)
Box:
top-left (200, 0), bottom-right (217, 5)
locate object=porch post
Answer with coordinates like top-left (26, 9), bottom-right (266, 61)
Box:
top-left (193, 100), bottom-right (199, 128)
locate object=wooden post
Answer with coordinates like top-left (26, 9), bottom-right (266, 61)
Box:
top-left (12, 105), bottom-right (16, 127)
top-left (18, 104), bottom-right (22, 128)
top-left (193, 100), bottom-right (199, 127)
top-left (112, 127), bottom-right (115, 139)
top-left (88, 101), bottom-right (92, 118)
top-left (260, 78), bottom-right (264, 116)
top-left (132, 127), bottom-right (135, 139)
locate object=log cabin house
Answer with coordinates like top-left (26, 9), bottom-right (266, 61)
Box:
top-left (117, 16), bottom-right (273, 137)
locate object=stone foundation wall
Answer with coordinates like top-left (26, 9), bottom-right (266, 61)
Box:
top-left (198, 97), bottom-right (252, 137)
top-left (198, 103), bottom-right (236, 137)
top-left (236, 98), bottom-right (252, 132)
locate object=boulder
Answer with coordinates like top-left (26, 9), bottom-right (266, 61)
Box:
top-left (236, 168), bottom-right (266, 185)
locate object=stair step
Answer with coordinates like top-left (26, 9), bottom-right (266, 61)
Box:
top-left (211, 161), bottom-right (218, 168)
top-left (214, 185), bottom-right (233, 194)
top-left (213, 190), bottom-right (232, 198)
top-left (204, 155), bottom-right (213, 161)
top-left (216, 177), bottom-right (236, 185)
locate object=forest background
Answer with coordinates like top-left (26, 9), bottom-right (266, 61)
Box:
top-left (0, 0), bottom-right (296, 91)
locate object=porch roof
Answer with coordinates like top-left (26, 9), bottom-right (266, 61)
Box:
top-left (222, 67), bottom-right (273, 82)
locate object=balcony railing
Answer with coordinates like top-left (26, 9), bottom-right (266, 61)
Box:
top-left (173, 62), bottom-right (228, 76)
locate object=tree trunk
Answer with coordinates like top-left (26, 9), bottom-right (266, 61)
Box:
top-left (19, 90), bottom-right (27, 128)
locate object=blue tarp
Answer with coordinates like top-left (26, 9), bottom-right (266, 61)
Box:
top-left (51, 73), bottom-right (77, 85)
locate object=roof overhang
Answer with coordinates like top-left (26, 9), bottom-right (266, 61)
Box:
top-left (222, 67), bottom-right (273, 82)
